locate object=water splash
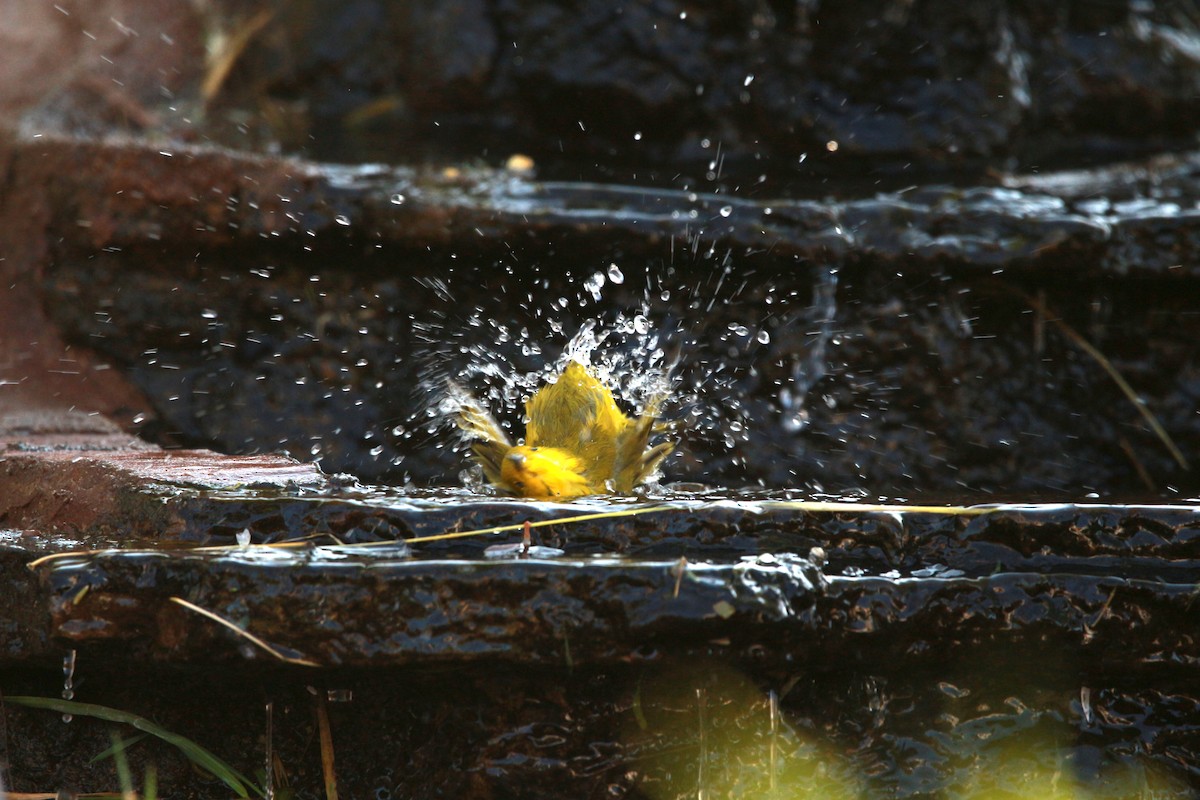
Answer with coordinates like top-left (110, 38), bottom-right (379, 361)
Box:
top-left (419, 307), bottom-right (696, 495)
top-left (583, 272), bottom-right (606, 302)
top-left (409, 245), bottom-right (805, 490)
top-left (780, 264), bottom-right (839, 433)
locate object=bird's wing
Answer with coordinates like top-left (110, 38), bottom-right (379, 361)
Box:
top-left (470, 440), bottom-right (509, 485)
top-left (613, 393), bottom-right (675, 491)
top-left (453, 387), bottom-right (512, 484)
top-left (634, 440), bottom-right (676, 485)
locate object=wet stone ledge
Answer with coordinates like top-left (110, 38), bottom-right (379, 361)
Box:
top-left (6, 134), bottom-right (1200, 276)
top-left (23, 547), bottom-right (1200, 673)
top-left (1, 439), bottom-right (1199, 672)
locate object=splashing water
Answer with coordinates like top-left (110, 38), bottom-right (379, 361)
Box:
top-left (421, 311), bottom-right (694, 493)
top-left (583, 271), bottom-right (607, 302)
top-left (408, 248), bottom-right (818, 491)
top-left (780, 265), bottom-right (839, 433)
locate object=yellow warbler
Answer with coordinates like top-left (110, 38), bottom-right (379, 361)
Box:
top-left (456, 360), bottom-right (676, 500)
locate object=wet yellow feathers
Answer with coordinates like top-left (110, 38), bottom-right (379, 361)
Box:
top-left (457, 360), bottom-right (675, 500)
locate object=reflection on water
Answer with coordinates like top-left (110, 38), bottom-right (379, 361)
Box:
top-left (621, 658), bottom-right (1194, 799)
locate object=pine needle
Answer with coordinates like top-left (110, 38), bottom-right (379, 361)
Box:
top-left (1028, 294), bottom-right (1189, 471)
top-left (169, 597), bottom-right (320, 667)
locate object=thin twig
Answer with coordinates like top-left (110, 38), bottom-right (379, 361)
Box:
top-left (169, 597), bottom-right (319, 667)
top-left (198, 501), bottom-right (995, 552)
top-left (202, 8), bottom-right (276, 103)
top-left (1028, 294), bottom-right (1189, 471)
top-left (315, 691), bottom-right (339, 800)
top-left (1117, 435), bottom-right (1156, 492)
top-left (265, 701), bottom-right (275, 800)
top-left (27, 501), bottom-right (1000, 568)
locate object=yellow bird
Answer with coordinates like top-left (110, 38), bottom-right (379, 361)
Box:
top-left (456, 360), bottom-right (676, 500)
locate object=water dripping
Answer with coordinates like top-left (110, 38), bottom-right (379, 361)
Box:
top-left (783, 264), bottom-right (839, 432)
top-left (696, 685), bottom-right (708, 800)
top-left (583, 271), bottom-right (606, 302)
top-left (768, 689), bottom-right (779, 793)
top-left (61, 649), bottom-right (77, 722)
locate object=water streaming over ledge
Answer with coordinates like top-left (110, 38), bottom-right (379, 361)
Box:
top-left (6, 484), bottom-right (1200, 797)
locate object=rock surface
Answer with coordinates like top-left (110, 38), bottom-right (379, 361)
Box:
top-left (2, 134), bottom-right (1197, 494)
top-left (2, 3), bottom-right (1200, 796)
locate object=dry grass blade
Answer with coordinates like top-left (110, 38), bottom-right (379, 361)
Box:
top-left (759, 501), bottom-right (994, 515)
top-left (1118, 435), bottom-right (1157, 492)
top-left (26, 549), bottom-right (121, 570)
top-left (364, 501), bottom-right (994, 546)
top-left (315, 692), bottom-right (339, 800)
top-left (169, 597), bottom-right (320, 667)
top-left (264, 701), bottom-right (276, 800)
top-left (403, 505), bottom-right (672, 544)
top-left (181, 501), bottom-right (1000, 557)
top-left (3, 794), bottom-right (128, 799)
top-left (30, 501), bottom-right (997, 567)
top-left (1027, 294), bottom-right (1189, 472)
top-left (202, 8), bottom-right (276, 103)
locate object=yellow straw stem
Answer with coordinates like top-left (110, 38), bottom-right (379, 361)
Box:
top-left (169, 596), bottom-right (320, 667)
top-left (1027, 293), bottom-right (1189, 471)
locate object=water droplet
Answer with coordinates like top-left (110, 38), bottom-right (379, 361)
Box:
top-left (583, 271), bottom-right (606, 301)
top-left (335, 214), bottom-right (351, 226)
top-left (606, 263), bottom-right (625, 284)
top-left (62, 649), bottom-right (77, 722)
top-left (719, 205), bottom-right (733, 217)
top-left (390, 193), bottom-right (406, 205)
top-left (757, 330), bottom-right (770, 344)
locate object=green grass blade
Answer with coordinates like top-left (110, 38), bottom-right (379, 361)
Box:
top-left (144, 762), bottom-right (158, 800)
top-left (5, 696), bottom-right (262, 798)
top-left (111, 731), bottom-right (134, 798)
top-left (89, 732), bottom-right (150, 765)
